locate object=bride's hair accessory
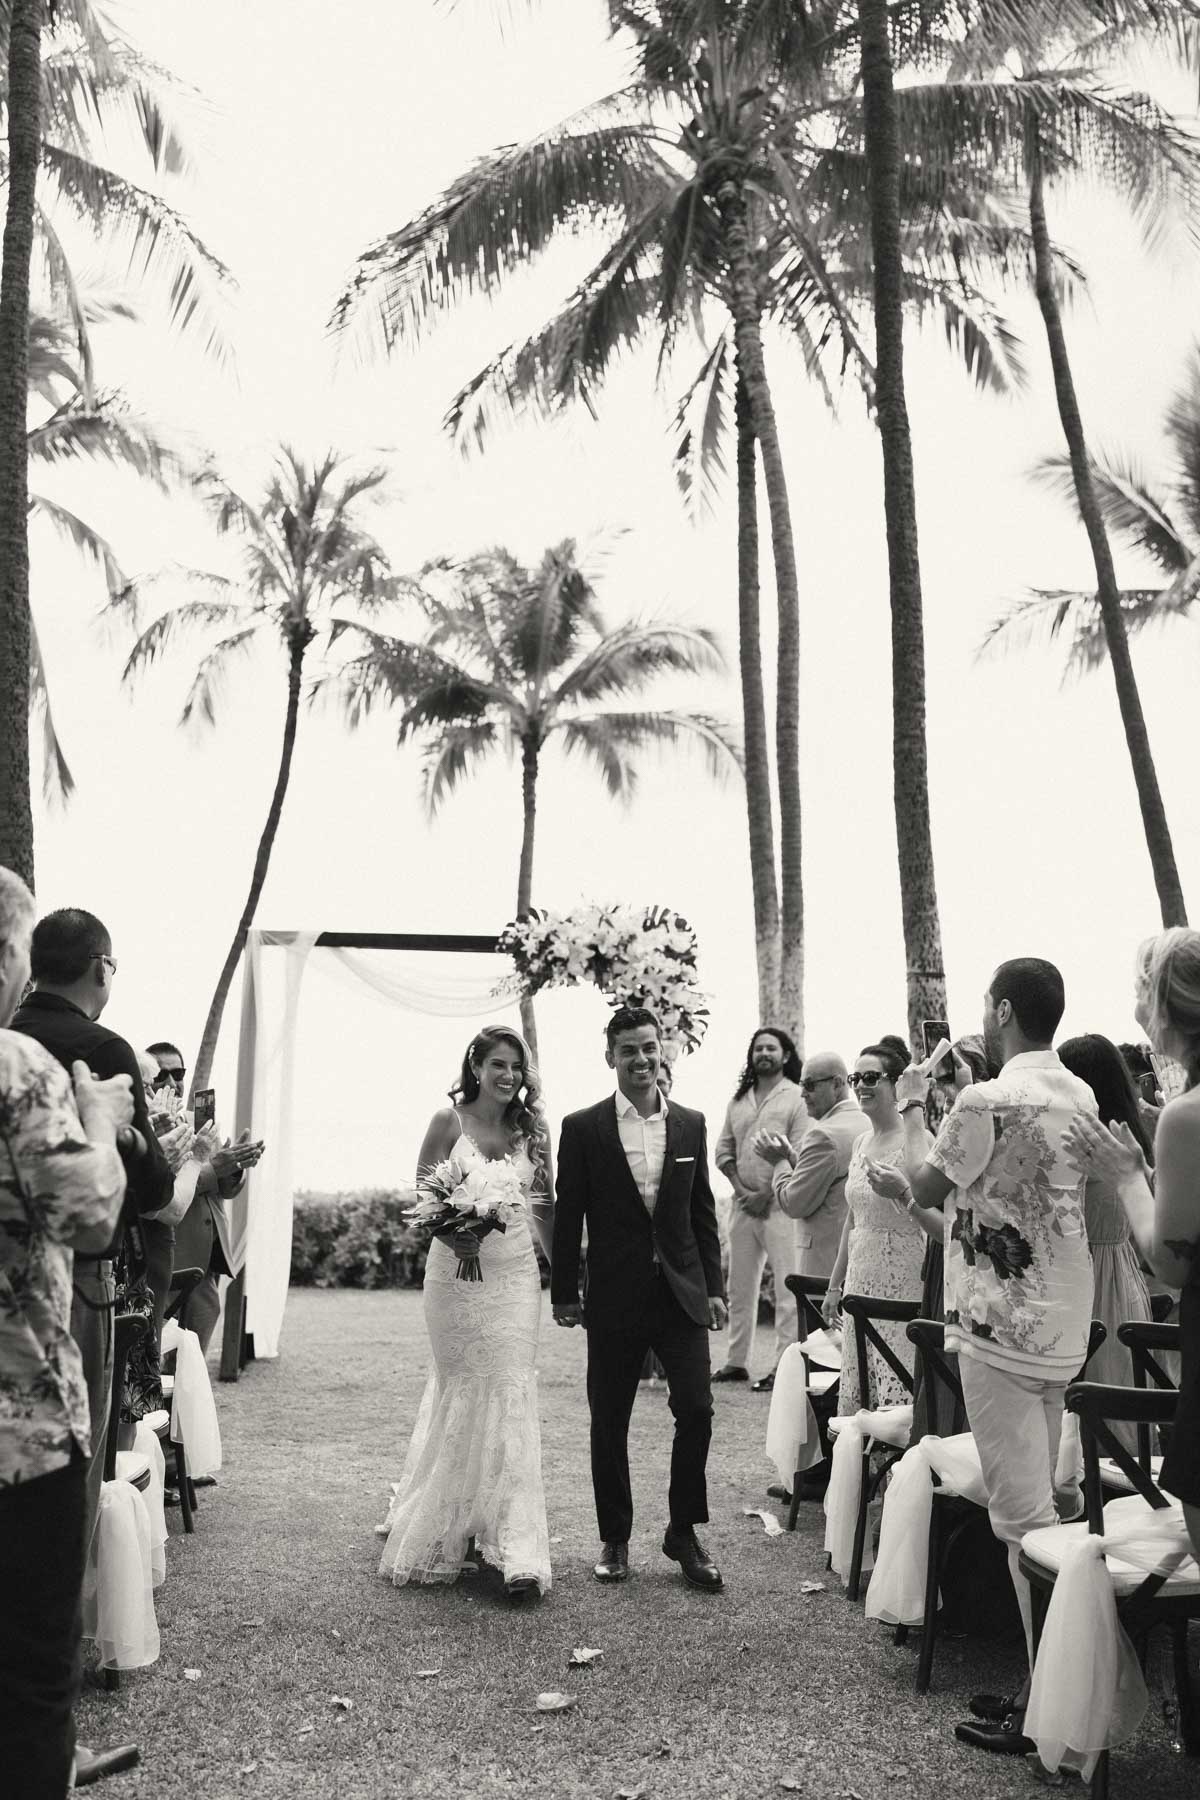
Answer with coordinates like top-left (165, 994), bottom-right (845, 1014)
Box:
top-left (450, 1024), bottom-right (550, 1177)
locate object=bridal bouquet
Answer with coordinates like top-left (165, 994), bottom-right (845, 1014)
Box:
top-left (405, 1138), bottom-right (526, 1282)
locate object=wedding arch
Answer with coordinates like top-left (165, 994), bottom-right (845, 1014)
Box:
top-left (221, 910), bottom-right (708, 1380)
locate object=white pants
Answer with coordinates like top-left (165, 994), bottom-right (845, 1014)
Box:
top-left (960, 1354), bottom-right (1067, 1667)
top-left (727, 1204), bottom-right (799, 1371)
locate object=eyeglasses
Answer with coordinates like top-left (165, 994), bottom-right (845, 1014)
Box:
top-left (800, 1076), bottom-right (838, 1095)
top-left (91, 954), bottom-right (118, 976)
top-left (849, 1070), bottom-right (889, 1089)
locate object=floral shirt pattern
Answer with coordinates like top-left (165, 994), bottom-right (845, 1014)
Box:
top-left (928, 1051), bottom-right (1096, 1375)
top-left (0, 1031), bottom-right (127, 1486)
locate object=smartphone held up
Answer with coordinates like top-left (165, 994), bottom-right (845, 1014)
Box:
top-left (921, 1020), bottom-right (954, 1081)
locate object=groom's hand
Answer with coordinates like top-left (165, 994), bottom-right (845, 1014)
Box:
top-left (553, 1302), bottom-right (584, 1328)
top-left (707, 1297), bottom-right (729, 1331)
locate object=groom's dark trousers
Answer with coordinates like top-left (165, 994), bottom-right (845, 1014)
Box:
top-left (553, 1096), bottom-right (725, 1543)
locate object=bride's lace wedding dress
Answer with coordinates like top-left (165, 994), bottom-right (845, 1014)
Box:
top-left (377, 1129), bottom-right (552, 1594)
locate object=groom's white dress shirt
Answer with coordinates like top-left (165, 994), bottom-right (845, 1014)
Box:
top-left (614, 1088), bottom-right (666, 1212)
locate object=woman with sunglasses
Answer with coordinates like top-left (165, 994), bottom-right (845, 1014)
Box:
top-left (823, 1038), bottom-right (931, 1415)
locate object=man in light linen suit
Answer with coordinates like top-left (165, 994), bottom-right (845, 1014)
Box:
top-left (755, 1053), bottom-right (867, 1278)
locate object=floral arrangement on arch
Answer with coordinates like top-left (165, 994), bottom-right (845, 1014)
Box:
top-left (498, 903), bottom-right (709, 1054)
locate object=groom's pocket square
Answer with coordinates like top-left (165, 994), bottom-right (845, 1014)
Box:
top-left (674, 1156), bottom-right (696, 1164)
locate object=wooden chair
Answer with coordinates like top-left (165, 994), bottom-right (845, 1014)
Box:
top-left (1020, 1382), bottom-right (1198, 1797)
top-left (832, 1293), bottom-right (921, 1600)
top-left (154, 1290), bottom-right (206, 1535)
top-left (164, 1264), bottom-right (205, 1325)
top-left (901, 1317), bottom-right (1107, 1692)
top-left (1113, 1319), bottom-right (1180, 1485)
top-left (781, 1274), bottom-right (839, 1530)
top-left (101, 1313), bottom-right (155, 1691)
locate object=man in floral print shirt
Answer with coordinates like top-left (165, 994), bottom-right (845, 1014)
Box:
top-left (867, 958), bottom-right (1096, 1760)
top-left (0, 867), bottom-right (133, 1797)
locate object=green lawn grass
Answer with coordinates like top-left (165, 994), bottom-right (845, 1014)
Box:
top-left (77, 1289), bottom-right (1195, 1799)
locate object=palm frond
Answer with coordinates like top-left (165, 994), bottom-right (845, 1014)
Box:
top-left (179, 625), bottom-right (265, 730)
top-left (29, 610), bottom-right (75, 807)
top-left (978, 584), bottom-right (1186, 681)
top-left (329, 107), bottom-right (674, 360)
top-left (320, 623), bottom-right (504, 737)
top-left (27, 493), bottom-right (127, 595)
top-left (552, 620), bottom-right (725, 708)
top-left (38, 143), bottom-right (234, 364)
top-left (121, 597), bottom-right (248, 684)
top-left (556, 707), bottom-right (741, 796)
top-left (1030, 449), bottom-right (1190, 572)
top-left (421, 720), bottom-right (505, 816)
top-left (669, 330), bottom-right (731, 521)
top-left (26, 397), bottom-right (194, 488)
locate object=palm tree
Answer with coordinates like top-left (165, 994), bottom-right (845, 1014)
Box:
top-left (982, 345), bottom-right (1200, 675)
top-left (321, 539), bottom-right (738, 1058)
top-left (0, 0), bottom-right (44, 885)
top-left (332, 1), bottom-right (1035, 1041)
top-left (118, 449), bottom-right (406, 1096)
top-left (26, 299), bottom-right (194, 803)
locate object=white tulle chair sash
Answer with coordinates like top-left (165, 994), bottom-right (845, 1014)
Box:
top-left (1025, 1501), bottom-right (1196, 1778)
top-left (765, 1339), bottom-right (841, 1486)
top-left (83, 1481), bottom-right (160, 1669)
top-left (161, 1318), bottom-right (222, 1477)
top-left (133, 1418), bottom-right (168, 1587)
top-left (864, 1433), bottom-right (987, 1625)
top-left (823, 1404), bottom-right (913, 1584)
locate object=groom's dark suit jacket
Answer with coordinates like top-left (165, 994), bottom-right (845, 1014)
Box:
top-left (552, 1097), bottom-right (724, 1329)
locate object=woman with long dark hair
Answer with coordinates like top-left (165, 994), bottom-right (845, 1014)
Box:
top-left (377, 1025), bottom-right (553, 1599)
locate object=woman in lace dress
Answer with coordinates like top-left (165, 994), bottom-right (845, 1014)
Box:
top-left (825, 1038), bottom-right (930, 1414)
top-left (378, 1026), bottom-right (554, 1599)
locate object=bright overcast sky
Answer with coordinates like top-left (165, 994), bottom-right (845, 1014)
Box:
top-left (28, 1), bottom-right (1200, 1185)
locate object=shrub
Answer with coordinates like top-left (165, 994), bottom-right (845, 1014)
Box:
top-left (291, 1189), bottom-right (427, 1289)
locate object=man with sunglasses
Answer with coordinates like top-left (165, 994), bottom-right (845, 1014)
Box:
top-left (147, 1042), bottom-right (264, 1356)
top-left (755, 1052), bottom-right (868, 1280)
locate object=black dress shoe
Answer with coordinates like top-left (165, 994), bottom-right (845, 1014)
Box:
top-left (504, 1575), bottom-right (540, 1600)
top-left (593, 1541), bottom-right (629, 1582)
top-left (75, 1743), bottom-right (141, 1785)
top-left (751, 1372), bottom-right (775, 1392)
top-left (662, 1527), bottom-right (723, 1591)
top-left (954, 1715), bottom-right (1034, 1756)
top-left (969, 1691), bottom-right (1021, 1722)
top-left (712, 1365), bottom-right (749, 1382)
top-left (767, 1483), bottom-right (792, 1503)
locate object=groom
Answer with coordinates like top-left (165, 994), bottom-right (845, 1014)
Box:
top-left (552, 1006), bottom-right (728, 1590)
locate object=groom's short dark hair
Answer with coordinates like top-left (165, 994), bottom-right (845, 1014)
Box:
top-left (606, 1005), bottom-right (661, 1050)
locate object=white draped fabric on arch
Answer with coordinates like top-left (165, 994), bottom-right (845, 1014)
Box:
top-left (220, 928), bottom-right (516, 1375)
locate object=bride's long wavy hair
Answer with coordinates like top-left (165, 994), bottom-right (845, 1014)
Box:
top-left (450, 1025), bottom-right (549, 1179)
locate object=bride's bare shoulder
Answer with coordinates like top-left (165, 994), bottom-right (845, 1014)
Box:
top-left (419, 1106), bottom-right (462, 1161)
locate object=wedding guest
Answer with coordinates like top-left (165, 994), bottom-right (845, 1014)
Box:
top-left (11, 909), bottom-right (173, 1568)
top-left (872, 959), bottom-right (1096, 1758)
top-left (714, 1027), bottom-right (807, 1390)
top-left (0, 867), bottom-right (136, 1799)
top-left (1058, 1033), bottom-right (1153, 1453)
top-left (822, 1037), bottom-right (929, 1413)
top-left (1067, 928), bottom-right (1200, 1563)
top-left (641, 1061), bottom-right (676, 1385)
top-left (147, 1041), bottom-right (264, 1357)
top-left (754, 1051), bottom-right (867, 1278)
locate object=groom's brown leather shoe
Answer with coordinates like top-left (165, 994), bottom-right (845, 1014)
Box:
top-left (662, 1527), bottom-right (723, 1591)
top-left (594, 1541), bottom-right (629, 1582)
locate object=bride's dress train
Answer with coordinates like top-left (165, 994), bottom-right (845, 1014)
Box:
top-left (377, 1138), bottom-right (551, 1594)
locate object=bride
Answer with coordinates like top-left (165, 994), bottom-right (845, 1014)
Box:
top-left (377, 1025), bottom-right (554, 1599)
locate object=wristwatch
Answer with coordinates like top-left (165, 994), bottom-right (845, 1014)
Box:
top-left (898, 1100), bottom-right (924, 1115)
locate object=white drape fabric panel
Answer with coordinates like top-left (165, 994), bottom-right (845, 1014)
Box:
top-left (162, 1319), bottom-right (223, 1475)
top-left (318, 947), bottom-right (518, 1018)
top-left (229, 931), bottom-right (513, 1363)
top-left (765, 1335), bottom-right (841, 1486)
top-left (233, 930), bottom-right (320, 1358)
top-left (1025, 1499), bottom-right (1196, 1778)
top-left (84, 1481), bottom-right (160, 1670)
top-left (864, 1433), bottom-right (989, 1627)
top-left (823, 1404), bottom-right (913, 1583)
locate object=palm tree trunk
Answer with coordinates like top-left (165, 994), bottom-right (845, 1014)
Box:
top-left (516, 732), bottom-right (540, 1060)
top-left (190, 632), bottom-right (310, 1100)
top-left (858, 0), bottom-right (948, 1048)
top-left (718, 176), bottom-right (803, 1049)
top-left (735, 368), bottom-right (781, 1021)
top-left (1028, 141), bottom-right (1186, 927)
top-left (0, 0), bottom-right (43, 887)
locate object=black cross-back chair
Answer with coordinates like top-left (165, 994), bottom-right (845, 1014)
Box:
top-left (782, 1274), bottom-right (839, 1531)
top-left (834, 1293), bottom-right (922, 1601)
top-left (901, 1317), bottom-right (1108, 1692)
top-left (1116, 1320), bottom-right (1180, 1479)
top-left (1020, 1381), bottom-right (1198, 1798)
top-left (156, 1268), bottom-right (206, 1535)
